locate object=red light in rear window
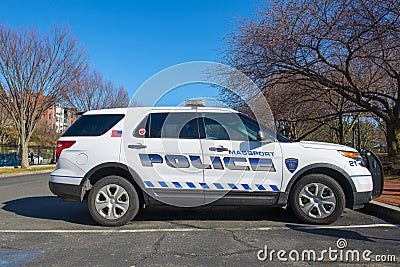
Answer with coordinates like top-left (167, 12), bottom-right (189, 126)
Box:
top-left (56, 141), bottom-right (76, 162)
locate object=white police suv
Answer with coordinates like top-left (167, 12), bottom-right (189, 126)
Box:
top-left (49, 105), bottom-right (383, 226)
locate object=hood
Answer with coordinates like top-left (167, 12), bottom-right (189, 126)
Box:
top-left (299, 141), bottom-right (358, 151)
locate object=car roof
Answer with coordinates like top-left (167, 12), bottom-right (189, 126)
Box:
top-left (83, 106), bottom-right (238, 115)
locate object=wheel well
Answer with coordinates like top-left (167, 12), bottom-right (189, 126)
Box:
top-left (290, 168), bottom-right (354, 208)
top-left (85, 166), bottom-right (144, 203)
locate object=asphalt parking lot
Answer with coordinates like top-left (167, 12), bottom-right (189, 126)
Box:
top-left (0, 173), bottom-right (399, 266)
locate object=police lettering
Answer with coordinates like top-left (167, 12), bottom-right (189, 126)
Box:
top-left (139, 154), bottom-right (276, 171)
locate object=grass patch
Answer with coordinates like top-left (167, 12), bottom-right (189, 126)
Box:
top-left (0, 165), bottom-right (55, 176)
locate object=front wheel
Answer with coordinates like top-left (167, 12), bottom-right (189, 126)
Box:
top-left (290, 174), bottom-right (345, 224)
top-left (88, 176), bottom-right (140, 226)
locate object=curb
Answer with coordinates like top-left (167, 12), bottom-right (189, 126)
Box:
top-left (0, 170), bottom-right (53, 178)
top-left (363, 200), bottom-right (400, 223)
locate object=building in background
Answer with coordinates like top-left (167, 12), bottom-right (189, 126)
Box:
top-left (42, 105), bottom-right (77, 133)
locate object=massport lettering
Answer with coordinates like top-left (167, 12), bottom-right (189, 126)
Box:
top-left (139, 154), bottom-right (276, 172)
top-left (228, 150), bottom-right (274, 157)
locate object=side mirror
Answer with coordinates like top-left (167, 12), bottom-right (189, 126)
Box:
top-left (257, 131), bottom-right (268, 142)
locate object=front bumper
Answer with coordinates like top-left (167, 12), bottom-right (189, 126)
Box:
top-left (49, 181), bottom-right (82, 202)
top-left (352, 191), bottom-right (372, 209)
top-left (362, 150), bottom-right (384, 198)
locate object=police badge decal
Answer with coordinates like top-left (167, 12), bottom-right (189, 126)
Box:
top-left (285, 158), bottom-right (298, 173)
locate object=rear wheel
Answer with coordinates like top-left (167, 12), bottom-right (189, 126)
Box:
top-left (88, 176), bottom-right (139, 226)
top-left (290, 174), bottom-right (345, 224)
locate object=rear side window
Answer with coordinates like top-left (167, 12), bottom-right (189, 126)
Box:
top-left (141, 112), bottom-right (200, 139)
top-left (63, 114), bottom-right (124, 137)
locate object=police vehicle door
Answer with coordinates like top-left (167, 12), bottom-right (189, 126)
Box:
top-left (129, 111), bottom-right (205, 206)
top-left (199, 112), bottom-right (283, 204)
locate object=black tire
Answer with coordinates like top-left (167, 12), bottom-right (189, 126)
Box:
top-left (290, 174), bottom-right (345, 224)
top-left (88, 176), bottom-right (140, 226)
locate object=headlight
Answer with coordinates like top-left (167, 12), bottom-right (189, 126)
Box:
top-left (338, 151), bottom-right (361, 159)
top-left (338, 150), bottom-right (366, 167)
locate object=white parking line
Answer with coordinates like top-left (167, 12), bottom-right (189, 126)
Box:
top-left (0, 223), bottom-right (398, 233)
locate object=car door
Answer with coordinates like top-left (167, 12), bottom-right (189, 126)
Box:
top-left (125, 110), bottom-right (205, 207)
top-left (4, 154), bottom-right (12, 166)
top-left (199, 112), bottom-right (283, 204)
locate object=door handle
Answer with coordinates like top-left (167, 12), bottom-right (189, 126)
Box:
top-left (209, 145), bottom-right (228, 152)
top-left (128, 143), bottom-right (147, 149)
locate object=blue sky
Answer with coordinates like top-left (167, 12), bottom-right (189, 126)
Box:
top-left (2, 0), bottom-right (259, 105)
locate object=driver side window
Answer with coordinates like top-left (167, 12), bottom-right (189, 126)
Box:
top-left (201, 113), bottom-right (260, 141)
top-left (203, 118), bottom-right (229, 140)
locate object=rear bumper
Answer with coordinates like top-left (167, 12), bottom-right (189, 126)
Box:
top-left (49, 181), bottom-right (82, 202)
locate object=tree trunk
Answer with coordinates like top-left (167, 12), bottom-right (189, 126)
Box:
top-left (338, 112), bottom-right (345, 145)
top-left (386, 119), bottom-right (400, 158)
top-left (20, 139), bottom-right (30, 168)
top-left (19, 120), bottom-right (30, 169)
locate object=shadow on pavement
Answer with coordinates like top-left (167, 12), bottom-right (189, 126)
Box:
top-left (286, 225), bottom-right (375, 242)
top-left (286, 222), bottom-right (400, 243)
top-left (2, 196), bottom-right (300, 225)
top-left (2, 196), bottom-right (97, 225)
top-left (136, 205), bottom-right (298, 223)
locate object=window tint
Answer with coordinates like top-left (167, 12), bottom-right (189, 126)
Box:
top-left (239, 113), bottom-right (291, 142)
top-left (62, 114), bottom-right (124, 137)
top-left (179, 118), bottom-right (200, 139)
top-left (149, 113), bottom-right (167, 138)
top-left (145, 113), bottom-right (200, 139)
top-left (203, 118), bottom-right (230, 140)
top-left (201, 113), bottom-right (275, 141)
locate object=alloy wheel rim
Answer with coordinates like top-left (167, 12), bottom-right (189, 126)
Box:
top-left (95, 184), bottom-right (130, 219)
top-left (298, 182), bottom-right (336, 219)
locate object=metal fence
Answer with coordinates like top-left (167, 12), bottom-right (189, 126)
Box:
top-left (0, 144), bottom-right (56, 166)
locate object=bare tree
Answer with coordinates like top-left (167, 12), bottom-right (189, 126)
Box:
top-left (0, 105), bottom-right (14, 144)
top-left (220, 75), bottom-right (364, 143)
top-left (0, 26), bottom-right (86, 168)
top-left (30, 119), bottom-right (60, 147)
top-left (224, 0), bottom-right (400, 156)
top-left (265, 82), bottom-right (329, 140)
top-left (64, 69), bottom-right (129, 111)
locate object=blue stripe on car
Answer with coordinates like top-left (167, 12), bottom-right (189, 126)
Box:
top-left (172, 182), bottom-right (183, 188)
top-left (199, 182), bottom-right (210, 189)
top-left (228, 183), bottom-right (238, 190)
top-left (241, 184), bottom-right (251, 190)
top-left (269, 185), bottom-right (279, 191)
top-left (158, 181), bottom-right (168, 188)
top-left (186, 182), bottom-right (196, 188)
top-left (213, 183), bottom-right (224, 189)
top-left (144, 180), bottom-right (279, 192)
top-left (256, 184), bottom-right (266, 190)
top-left (144, 181), bottom-right (155, 187)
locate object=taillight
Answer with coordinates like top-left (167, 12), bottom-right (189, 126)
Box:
top-left (56, 141), bottom-right (76, 162)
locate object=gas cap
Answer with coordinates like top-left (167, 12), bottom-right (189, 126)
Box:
top-left (76, 153), bottom-right (88, 165)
